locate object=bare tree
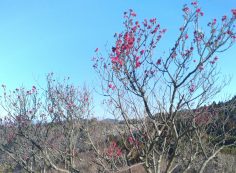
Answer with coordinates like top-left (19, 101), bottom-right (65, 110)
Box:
top-left (0, 73), bottom-right (92, 173)
top-left (92, 2), bottom-right (236, 173)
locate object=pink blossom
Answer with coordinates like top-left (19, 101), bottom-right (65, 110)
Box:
top-left (222, 15), bottom-right (227, 21)
top-left (191, 1), bottom-right (198, 6)
top-left (106, 141), bottom-right (122, 158)
top-left (140, 50), bottom-right (145, 55)
top-left (116, 148), bottom-right (122, 157)
top-left (135, 61), bottom-right (141, 68)
top-left (156, 59), bottom-right (161, 65)
top-left (128, 136), bottom-right (134, 144)
top-left (211, 29), bottom-right (216, 34)
top-left (185, 34), bottom-right (189, 39)
top-left (151, 27), bottom-right (158, 34)
top-left (210, 56), bottom-right (219, 64)
top-left (143, 19), bottom-right (148, 27)
top-left (135, 56), bottom-right (141, 68)
top-left (199, 65), bottom-right (204, 71)
top-left (183, 6), bottom-right (190, 13)
top-left (131, 11), bottom-right (136, 17)
top-left (108, 83), bottom-right (116, 90)
top-left (32, 86), bottom-right (36, 93)
top-left (107, 148), bottom-right (113, 157)
top-left (227, 30), bottom-right (233, 35)
top-left (189, 83), bottom-right (195, 93)
top-left (196, 8), bottom-right (204, 16)
top-left (111, 56), bottom-right (118, 63)
top-left (210, 60), bottom-right (215, 64)
top-left (111, 56), bottom-right (123, 65)
top-left (112, 141), bottom-right (117, 147)
top-left (123, 32), bottom-right (135, 50)
top-left (232, 9), bottom-right (236, 16)
top-left (212, 19), bottom-right (217, 25)
top-left (232, 35), bottom-right (236, 40)
top-left (132, 26), bottom-right (137, 32)
top-left (171, 52), bottom-right (177, 59)
top-left (150, 18), bottom-right (156, 24)
top-left (162, 29), bottom-right (167, 33)
top-left (95, 48), bottom-right (98, 52)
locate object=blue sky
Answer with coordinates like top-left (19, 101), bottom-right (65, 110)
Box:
top-left (0, 0), bottom-right (236, 117)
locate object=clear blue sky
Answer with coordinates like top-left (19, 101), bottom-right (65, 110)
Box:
top-left (0, 0), bottom-right (236, 117)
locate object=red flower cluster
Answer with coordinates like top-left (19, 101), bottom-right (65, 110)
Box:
top-left (108, 83), bottom-right (116, 90)
top-left (111, 31), bottom-right (135, 66)
top-left (183, 6), bottom-right (190, 13)
top-left (185, 34), bottom-right (189, 39)
top-left (156, 59), bottom-right (161, 65)
top-left (135, 56), bottom-right (141, 68)
top-left (232, 9), bottom-right (236, 16)
top-left (111, 56), bottom-right (123, 66)
top-left (189, 83), bottom-right (195, 93)
top-left (108, 9), bottom-right (166, 70)
top-left (128, 136), bottom-right (140, 146)
top-left (222, 15), bottom-right (227, 21)
top-left (26, 86), bottom-right (37, 95)
top-left (199, 65), bottom-right (204, 71)
top-left (196, 8), bottom-right (204, 16)
top-left (130, 9), bottom-right (136, 17)
top-left (191, 1), bottom-right (198, 6)
top-left (107, 141), bottom-right (122, 158)
top-left (210, 56), bottom-right (219, 65)
top-left (194, 30), bottom-right (204, 42)
top-left (140, 49), bottom-right (145, 55)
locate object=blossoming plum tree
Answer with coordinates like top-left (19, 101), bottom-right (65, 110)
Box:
top-left (93, 2), bottom-right (236, 173)
top-left (0, 73), bottom-right (92, 173)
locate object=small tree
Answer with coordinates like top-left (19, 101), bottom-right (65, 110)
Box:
top-left (93, 2), bottom-right (236, 173)
top-left (0, 73), bottom-right (92, 173)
